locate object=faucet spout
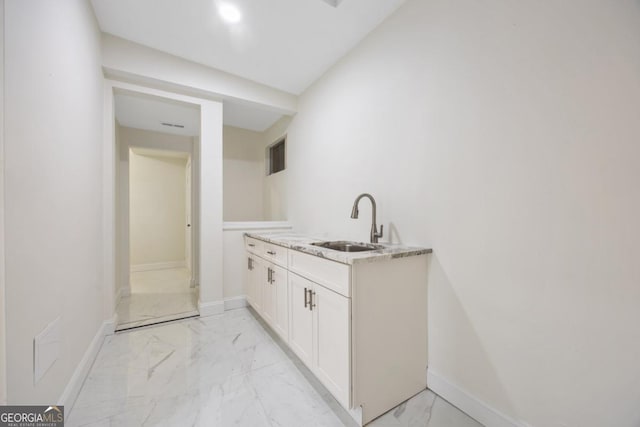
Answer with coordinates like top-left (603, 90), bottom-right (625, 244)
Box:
top-left (350, 193), bottom-right (384, 243)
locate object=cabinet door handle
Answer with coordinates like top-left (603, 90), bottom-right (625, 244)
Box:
top-left (247, 258), bottom-right (253, 270)
top-left (304, 287), bottom-right (308, 308)
top-left (267, 251), bottom-right (276, 255)
top-left (267, 268), bottom-right (272, 283)
top-left (308, 289), bottom-right (314, 311)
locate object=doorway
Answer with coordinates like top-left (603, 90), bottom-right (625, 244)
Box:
top-left (113, 90), bottom-right (201, 331)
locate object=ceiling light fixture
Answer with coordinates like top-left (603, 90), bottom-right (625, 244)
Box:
top-left (218, 3), bottom-right (242, 24)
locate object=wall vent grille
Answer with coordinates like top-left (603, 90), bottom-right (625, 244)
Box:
top-left (161, 122), bottom-right (185, 128)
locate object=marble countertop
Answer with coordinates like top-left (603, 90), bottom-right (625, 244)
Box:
top-left (245, 232), bottom-right (432, 265)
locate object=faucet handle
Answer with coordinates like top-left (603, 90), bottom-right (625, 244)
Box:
top-left (377, 224), bottom-right (384, 239)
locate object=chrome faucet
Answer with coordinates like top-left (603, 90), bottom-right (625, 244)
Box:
top-left (350, 193), bottom-right (383, 243)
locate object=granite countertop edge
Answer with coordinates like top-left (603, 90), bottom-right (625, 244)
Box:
top-left (244, 232), bottom-right (432, 265)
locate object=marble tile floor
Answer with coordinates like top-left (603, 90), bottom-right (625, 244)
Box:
top-left (116, 268), bottom-right (198, 331)
top-left (69, 308), bottom-right (483, 427)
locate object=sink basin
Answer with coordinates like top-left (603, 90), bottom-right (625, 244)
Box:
top-left (311, 241), bottom-right (383, 252)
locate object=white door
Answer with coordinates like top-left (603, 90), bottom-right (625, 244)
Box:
top-left (271, 264), bottom-right (289, 343)
top-left (185, 157), bottom-right (192, 283)
top-left (313, 284), bottom-right (351, 408)
top-left (288, 273), bottom-right (314, 368)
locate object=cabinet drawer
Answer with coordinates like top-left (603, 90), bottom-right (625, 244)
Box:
top-left (288, 250), bottom-right (351, 297)
top-left (262, 242), bottom-right (288, 267)
top-left (246, 237), bottom-right (262, 254)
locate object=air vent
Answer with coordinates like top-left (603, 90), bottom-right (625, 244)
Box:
top-left (320, 0), bottom-right (344, 7)
top-left (161, 122), bottom-right (185, 129)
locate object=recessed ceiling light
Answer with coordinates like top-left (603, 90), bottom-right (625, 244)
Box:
top-left (218, 3), bottom-right (242, 24)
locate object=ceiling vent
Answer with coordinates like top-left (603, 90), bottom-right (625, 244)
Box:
top-left (320, 0), bottom-right (344, 7)
top-left (161, 122), bottom-right (185, 129)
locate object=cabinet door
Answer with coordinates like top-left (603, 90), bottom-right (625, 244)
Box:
top-left (288, 273), bottom-right (314, 368)
top-left (247, 255), bottom-right (262, 312)
top-left (261, 263), bottom-right (277, 327)
top-left (271, 264), bottom-right (289, 343)
top-left (313, 284), bottom-right (351, 409)
top-left (246, 255), bottom-right (254, 307)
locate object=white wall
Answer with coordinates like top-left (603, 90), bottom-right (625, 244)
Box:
top-left (102, 34), bottom-right (297, 115)
top-left (129, 150), bottom-right (187, 267)
top-left (4, 0), bottom-right (104, 403)
top-left (198, 101), bottom-right (225, 314)
top-left (120, 125), bottom-right (194, 155)
top-left (278, 0), bottom-right (640, 426)
top-left (262, 117), bottom-right (290, 221)
top-left (0, 0), bottom-right (6, 405)
top-left (223, 125), bottom-right (265, 221)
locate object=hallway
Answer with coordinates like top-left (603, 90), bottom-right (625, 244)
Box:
top-left (116, 268), bottom-right (198, 331)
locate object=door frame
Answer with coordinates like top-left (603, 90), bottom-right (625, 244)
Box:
top-left (103, 79), bottom-right (224, 325)
top-left (126, 147), bottom-right (194, 284)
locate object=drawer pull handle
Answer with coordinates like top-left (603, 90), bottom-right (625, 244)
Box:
top-left (304, 287), bottom-right (308, 308)
top-left (248, 243), bottom-right (255, 247)
top-left (267, 251), bottom-right (276, 255)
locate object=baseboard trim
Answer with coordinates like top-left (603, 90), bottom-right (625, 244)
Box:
top-left (130, 261), bottom-right (185, 273)
top-left (59, 315), bottom-right (116, 414)
top-left (427, 369), bottom-right (521, 427)
top-left (224, 296), bottom-right (247, 311)
top-left (197, 299), bottom-right (225, 317)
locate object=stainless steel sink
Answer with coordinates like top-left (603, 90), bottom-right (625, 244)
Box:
top-left (311, 241), bottom-right (384, 252)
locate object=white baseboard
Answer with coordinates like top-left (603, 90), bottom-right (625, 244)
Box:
top-left (130, 261), bottom-right (186, 273)
top-left (59, 315), bottom-right (116, 415)
top-left (224, 296), bottom-right (247, 311)
top-left (427, 369), bottom-right (522, 427)
top-left (197, 299), bottom-right (225, 317)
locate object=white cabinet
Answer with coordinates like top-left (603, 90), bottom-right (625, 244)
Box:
top-left (313, 282), bottom-right (350, 408)
top-left (246, 254), bottom-right (262, 312)
top-left (261, 262), bottom-right (276, 327)
top-left (246, 249), bottom-right (289, 344)
top-left (262, 263), bottom-right (289, 342)
top-left (288, 273), bottom-right (314, 367)
top-left (271, 264), bottom-right (289, 341)
top-left (245, 235), bottom-right (429, 426)
top-left (288, 272), bottom-right (351, 408)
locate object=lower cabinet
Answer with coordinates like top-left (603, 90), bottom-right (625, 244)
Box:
top-left (271, 264), bottom-right (289, 341)
top-left (247, 235), bottom-right (430, 426)
top-left (246, 253), bottom-right (289, 343)
top-left (288, 272), bottom-right (350, 409)
top-left (246, 254), bottom-right (262, 313)
top-left (288, 272), bottom-right (314, 367)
